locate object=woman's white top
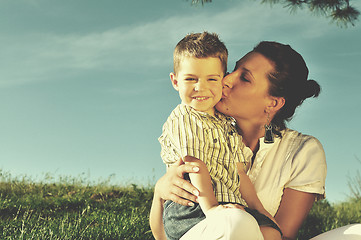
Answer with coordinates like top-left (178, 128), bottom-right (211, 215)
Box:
top-left (244, 129), bottom-right (327, 216)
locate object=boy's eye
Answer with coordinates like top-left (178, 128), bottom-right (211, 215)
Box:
top-left (185, 78), bottom-right (197, 81)
top-left (208, 78), bottom-right (218, 81)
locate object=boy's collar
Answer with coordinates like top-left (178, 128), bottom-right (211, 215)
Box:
top-left (180, 103), bottom-right (220, 120)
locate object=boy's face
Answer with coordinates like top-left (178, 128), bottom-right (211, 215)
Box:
top-left (171, 57), bottom-right (224, 116)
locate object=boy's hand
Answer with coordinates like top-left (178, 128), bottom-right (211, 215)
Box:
top-left (222, 203), bottom-right (245, 210)
top-left (155, 158), bottom-right (200, 206)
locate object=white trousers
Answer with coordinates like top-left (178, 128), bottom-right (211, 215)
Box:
top-left (310, 224), bottom-right (361, 240)
top-left (180, 205), bottom-right (264, 240)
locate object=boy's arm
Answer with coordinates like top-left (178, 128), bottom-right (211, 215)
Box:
top-left (237, 162), bottom-right (274, 220)
top-left (162, 109), bottom-right (217, 213)
top-left (183, 156), bottom-right (218, 214)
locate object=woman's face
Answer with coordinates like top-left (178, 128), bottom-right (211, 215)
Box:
top-left (216, 52), bottom-right (275, 124)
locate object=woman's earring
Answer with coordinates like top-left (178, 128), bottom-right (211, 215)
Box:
top-left (264, 113), bottom-right (274, 144)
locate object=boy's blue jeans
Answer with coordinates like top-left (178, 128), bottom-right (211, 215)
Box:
top-left (163, 200), bottom-right (205, 240)
top-left (163, 200), bottom-right (282, 240)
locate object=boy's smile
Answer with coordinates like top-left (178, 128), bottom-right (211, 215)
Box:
top-left (193, 96), bottom-right (210, 101)
top-left (170, 57), bottom-right (224, 116)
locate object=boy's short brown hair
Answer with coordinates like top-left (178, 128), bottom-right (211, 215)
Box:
top-left (173, 32), bottom-right (228, 75)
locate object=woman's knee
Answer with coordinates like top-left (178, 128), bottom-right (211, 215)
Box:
top-left (207, 207), bottom-right (264, 240)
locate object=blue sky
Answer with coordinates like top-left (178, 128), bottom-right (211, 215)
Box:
top-left (0, 0), bottom-right (360, 203)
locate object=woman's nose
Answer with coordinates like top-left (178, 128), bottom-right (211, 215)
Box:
top-left (222, 74), bottom-right (232, 89)
top-left (222, 74), bottom-right (233, 97)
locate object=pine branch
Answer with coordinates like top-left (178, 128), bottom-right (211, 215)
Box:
top-left (189, 0), bottom-right (360, 27)
top-left (262, 0), bottom-right (360, 27)
top-left (332, 5), bottom-right (360, 26)
top-left (191, 0), bottom-right (212, 5)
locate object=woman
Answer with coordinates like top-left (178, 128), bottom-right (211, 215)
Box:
top-left (150, 41), bottom-right (327, 240)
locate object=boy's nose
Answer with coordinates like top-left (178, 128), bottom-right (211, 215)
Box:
top-left (194, 81), bottom-right (206, 91)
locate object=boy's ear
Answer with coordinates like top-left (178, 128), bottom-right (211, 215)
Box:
top-left (170, 72), bottom-right (179, 91)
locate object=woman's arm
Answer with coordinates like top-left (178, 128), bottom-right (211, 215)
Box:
top-left (274, 188), bottom-right (316, 240)
top-left (149, 159), bottom-right (200, 239)
top-left (149, 187), bottom-right (166, 240)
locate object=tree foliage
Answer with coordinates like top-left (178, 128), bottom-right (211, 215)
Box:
top-left (191, 0), bottom-right (359, 27)
top-left (347, 156), bottom-right (361, 199)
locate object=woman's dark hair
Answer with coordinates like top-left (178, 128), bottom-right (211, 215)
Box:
top-left (253, 41), bottom-right (321, 132)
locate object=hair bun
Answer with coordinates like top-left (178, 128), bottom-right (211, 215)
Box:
top-left (304, 79), bottom-right (321, 99)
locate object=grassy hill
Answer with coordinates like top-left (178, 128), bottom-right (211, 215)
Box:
top-left (0, 171), bottom-right (360, 239)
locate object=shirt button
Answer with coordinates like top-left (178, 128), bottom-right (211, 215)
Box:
top-left (213, 138), bottom-right (217, 143)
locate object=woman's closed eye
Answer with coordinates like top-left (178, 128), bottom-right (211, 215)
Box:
top-left (240, 74), bottom-right (250, 82)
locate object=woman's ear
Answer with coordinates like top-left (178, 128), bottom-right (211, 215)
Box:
top-left (170, 72), bottom-right (179, 91)
top-left (269, 96), bottom-right (285, 113)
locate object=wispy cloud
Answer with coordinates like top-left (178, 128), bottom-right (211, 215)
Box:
top-left (0, 0), bottom-right (340, 88)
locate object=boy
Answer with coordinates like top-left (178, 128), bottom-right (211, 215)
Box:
top-left (150, 32), bottom-right (281, 240)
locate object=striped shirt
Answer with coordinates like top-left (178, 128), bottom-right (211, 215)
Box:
top-left (159, 104), bottom-right (248, 205)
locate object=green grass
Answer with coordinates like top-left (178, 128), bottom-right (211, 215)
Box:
top-left (298, 166), bottom-right (361, 239)
top-left (0, 170), bottom-right (154, 240)
top-left (0, 170), bottom-right (360, 240)
top-left (298, 198), bottom-right (361, 239)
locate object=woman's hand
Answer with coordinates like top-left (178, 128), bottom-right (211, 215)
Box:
top-left (155, 158), bottom-right (200, 206)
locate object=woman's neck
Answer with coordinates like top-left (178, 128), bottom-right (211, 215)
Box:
top-left (236, 121), bottom-right (264, 153)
